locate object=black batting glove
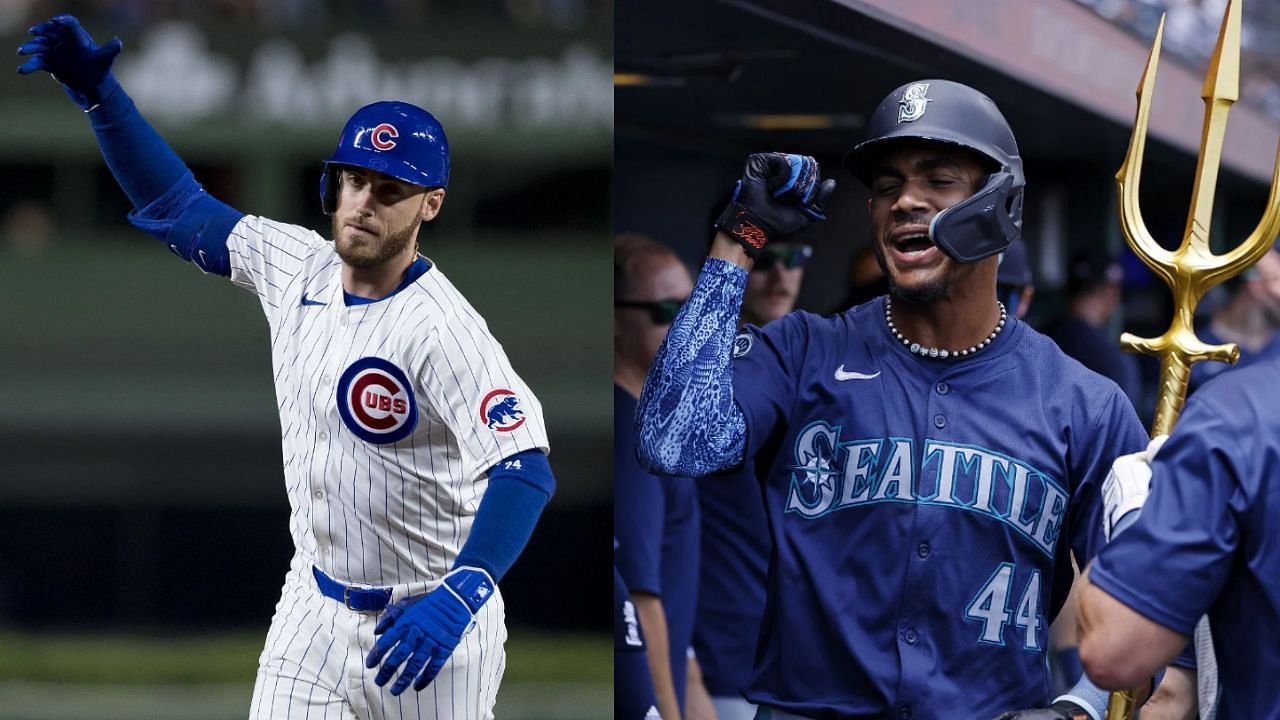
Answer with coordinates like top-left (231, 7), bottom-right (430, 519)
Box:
top-left (17, 15), bottom-right (122, 110)
top-left (989, 700), bottom-right (1092, 720)
top-left (714, 153), bottom-right (836, 255)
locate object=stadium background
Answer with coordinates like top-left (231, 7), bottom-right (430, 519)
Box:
top-left (617, 0), bottom-right (1280, 427)
top-left (0, 1), bottom-right (610, 718)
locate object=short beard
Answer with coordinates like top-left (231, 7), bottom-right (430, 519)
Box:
top-left (332, 215), bottom-right (419, 269)
top-left (871, 240), bottom-right (971, 306)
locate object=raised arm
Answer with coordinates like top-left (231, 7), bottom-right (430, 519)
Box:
top-left (17, 15), bottom-right (243, 275)
top-left (635, 153), bottom-right (834, 477)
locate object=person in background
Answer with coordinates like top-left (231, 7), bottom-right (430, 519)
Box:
top-left (615, 234), bottom-right (699, 720)
top-left (1046, 253), bottom-right (1142, 408)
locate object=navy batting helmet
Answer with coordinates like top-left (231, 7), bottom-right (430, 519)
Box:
top-left (320, 101), bottom-right (451, 215)
top-left (843, 79), bottom-right (1024, 263)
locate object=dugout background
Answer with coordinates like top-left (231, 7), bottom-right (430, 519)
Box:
top-left (0, 2), bottom-right (611, 718)
top-left (616, 0), bottom-right (1280, 427)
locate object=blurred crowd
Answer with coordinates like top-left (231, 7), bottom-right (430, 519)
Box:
top-left (1072, 0), bottom-right (1280, 119)
top-left (0, 0), bottom-right (611, 33)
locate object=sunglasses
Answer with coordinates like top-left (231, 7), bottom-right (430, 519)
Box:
top-left (614, 298), bottom-right (685, 325)
top-left (753, 243), bottom-right (813, 272)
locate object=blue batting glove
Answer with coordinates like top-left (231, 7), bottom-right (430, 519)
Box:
top-left (16, 14), bottom-right (123, 110)
top-left (365, 567), bottom-right (495, 695)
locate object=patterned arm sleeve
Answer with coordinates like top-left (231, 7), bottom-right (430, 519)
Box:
top-left (636, 258), bottom-right (749, 476)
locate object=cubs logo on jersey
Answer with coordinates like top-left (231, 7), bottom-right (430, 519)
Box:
top-left (336, 357), bottom-right (418, 444)
top-left (480, 388), bottom-right (526, 432)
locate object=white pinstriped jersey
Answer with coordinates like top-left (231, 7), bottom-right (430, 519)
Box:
top-left (226, 214), bottom-right (549, 589)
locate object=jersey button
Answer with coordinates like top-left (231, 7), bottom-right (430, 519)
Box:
top-left (319, 431), bottom-right (329, 441)
top-left (936, 382), bottom-right (949, 394)
top-left (916, 542), bottom-right (930, 558)
top-left (313, 490), bottom-right (323, 499)
top-left (898, 707), bottom-right (912, 720)
top-left (322, 375), bottom-right (332, 385)
top-left (933, 414), bottom-right (946, 429)
top-left (902, 628), bottom-right (918, 645)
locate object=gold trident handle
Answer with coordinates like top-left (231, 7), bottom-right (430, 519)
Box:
top-left (1108, 0), bottom-right (1280, 717)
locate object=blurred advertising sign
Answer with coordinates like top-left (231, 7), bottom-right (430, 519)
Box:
top-left (114, 23), bottom-right (612, 131)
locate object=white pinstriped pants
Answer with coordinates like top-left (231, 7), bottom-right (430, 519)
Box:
top-left (249, 555), bottom-right (507, 720)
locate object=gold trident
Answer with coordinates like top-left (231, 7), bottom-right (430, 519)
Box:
top-left (1107, 0), bottom-right (1280, 717)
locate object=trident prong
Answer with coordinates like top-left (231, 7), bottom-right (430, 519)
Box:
top-left (1107, 0), bottom-right (1280, 717)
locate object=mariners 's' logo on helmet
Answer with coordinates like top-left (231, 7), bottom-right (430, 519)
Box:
top-left (370, 122), bottom-right (399, 150)
top-left (897, 83), bottom-right (931, 123)
top-left (336, 357), bottom-right (418, 444)
top-left (480, 389), bottom-right (526, 432)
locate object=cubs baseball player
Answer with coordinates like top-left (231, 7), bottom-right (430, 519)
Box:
top-left (1077, 354), bottom-right (1280, 719)
top-left (635, 80), bottom-right (1173, 719)
top-left (19, 15), bottom-right (554, 719)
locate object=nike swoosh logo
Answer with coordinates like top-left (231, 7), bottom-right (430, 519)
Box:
top-left (834, 365), bottom-right (880, 381)
top-left (301, 293), bottom-right (325, 307)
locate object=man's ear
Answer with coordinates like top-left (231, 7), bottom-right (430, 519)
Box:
top-left (421, 188), bottom-right (446, 222)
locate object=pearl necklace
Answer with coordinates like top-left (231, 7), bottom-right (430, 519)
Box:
top-left (885, 298), bottom-right (1007, 360)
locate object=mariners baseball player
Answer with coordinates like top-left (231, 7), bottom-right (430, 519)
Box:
top-left (636, 80), bottom-right (1164, 719)
top-left (1077, 353), bottom-right (1280, 718)
top-left (19, 16), bottom-right (554, 719)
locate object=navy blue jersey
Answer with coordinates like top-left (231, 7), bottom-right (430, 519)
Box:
top-left (1091, 357), bottom-right (1280, 720)
top-left (731, 297), bottom-right (1147, 718)
top-left (694, 462), bottom-right (770, 698)
top-left (616, 563), bottom-right (662, 719)
top-left (1187, 324), bottom-right (1280, 393)
top-left (614, 384), bottom-right (700, 709)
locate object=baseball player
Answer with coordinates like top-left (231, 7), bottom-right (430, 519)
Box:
top-left (1077, 354), bottom-right (1280, 719)
top-left (19, 16), bottom-right (554, 719)
top-left (635, 80), bottom-right (1172, 718)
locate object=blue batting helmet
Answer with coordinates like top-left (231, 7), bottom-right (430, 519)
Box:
top-left (320, 101), bottom-right (451, 215)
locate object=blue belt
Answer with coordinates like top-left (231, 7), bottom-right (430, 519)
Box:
top-left (312, 566), bottom-right (393, 612)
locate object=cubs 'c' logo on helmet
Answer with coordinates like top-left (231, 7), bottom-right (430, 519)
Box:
top-left (336, 357), bottom-right (419, 444)
top-left (370, 123), bottom-right (399, 150)
top-left (480, 389), bottom-right (526, 432)
top-left (897, 83), bottom-right (931, 123)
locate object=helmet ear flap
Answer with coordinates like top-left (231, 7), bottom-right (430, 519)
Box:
top-left (320, 165), bottom-right (340, 215)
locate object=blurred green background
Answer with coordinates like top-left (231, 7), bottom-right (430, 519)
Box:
top-left (0, 1), bottom-right (611, 717)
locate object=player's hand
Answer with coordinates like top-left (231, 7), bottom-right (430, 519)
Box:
top-left (365, 566), bottom-right (495, 695)
top-left (988, 699), bottom-right (1091, 720)
top-left (1102, 434), bottom-right (1169, 542)
top-left (714, 153), bottom-right (836, 254)
top-left (16, 14), bottom-right (122, 110)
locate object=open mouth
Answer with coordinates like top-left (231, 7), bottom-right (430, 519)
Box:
top-left (892, 232), bottom-right (935, 256)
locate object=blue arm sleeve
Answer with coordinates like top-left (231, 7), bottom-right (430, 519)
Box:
top-left (635, 258), bottom-right (749, 477)
top-left (86, 74), bottom-right (242, 276)
top-left (453, 449), bottom-right (554, 581)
